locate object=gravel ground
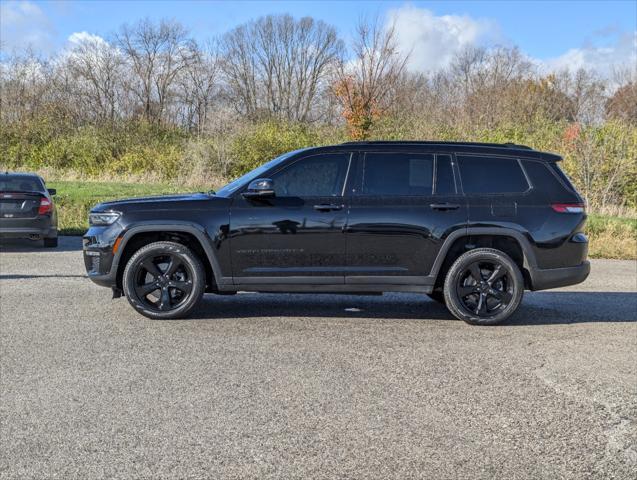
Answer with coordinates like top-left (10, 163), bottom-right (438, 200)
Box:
top-left (0, 237), bottom-right (636, 479)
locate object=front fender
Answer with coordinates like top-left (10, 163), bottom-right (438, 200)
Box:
top-left (115, 221), bottom-right (223, 281)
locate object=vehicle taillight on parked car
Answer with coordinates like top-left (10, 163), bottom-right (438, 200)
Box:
top-left (38, 197), bottom-right (52, 215)
top-left (551, 203), bottom-right (586, 213)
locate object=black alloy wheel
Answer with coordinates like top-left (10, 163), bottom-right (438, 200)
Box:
top-left (123, 241), bottom-right (205, 319)
top-left (455, 261), bottom-right (513, 316)
top-left (134, 254), bottom-right (193, 312)
top-left (443, 248), bottom-right (524, 325)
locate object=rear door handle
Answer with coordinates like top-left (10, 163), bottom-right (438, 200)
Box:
top-left (313, 204), bottom-right (343, 212)
top-left (430, 203), bottom-right (460, 211)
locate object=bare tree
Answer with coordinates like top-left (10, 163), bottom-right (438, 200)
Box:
top-left (220, 14), bottom-right (343, 122)
top-left (64, 35), bottom-right (124, 122)
top-left (178, 39), bottom-right (220, 134)
top-left (0, 49), bottom-right (52, 123)
top-left (332, 18), bottom-right (409, 139)
top-left (115, 18), bottom-right (193, 123)
top-left (450, 46), bottom-right (533, 127)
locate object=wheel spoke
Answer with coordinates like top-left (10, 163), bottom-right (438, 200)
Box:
top-left (458, 285), bottom-right (477, 297)
top-left (468, 263), bottom-right (483, 282)
top-left (488, 288), bottom-right (502, 299)
top-left (171, 281), bottom-right (192, 294)
top-left (475, 292), bottom-right (488, 315)
top-left (141, 258), bottom-right (162, 278)
top-left (158, 287), bottom-right (172, 311)
top-left (488, 288), bottom-right (513, 304)
top-left (487, 265), bottom-right (506, 284)
top-left (164, 256), bottom-right (182, 277)
top-left (136, 282), bottom-right (159, 297)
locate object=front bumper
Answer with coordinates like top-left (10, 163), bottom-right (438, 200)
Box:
top-left (529, 261), bottom-right (591, 291)
top-left (83, 226), bottom-right (122, 288)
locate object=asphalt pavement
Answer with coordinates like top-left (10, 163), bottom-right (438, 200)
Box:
top-left (0, 237), bottom-right (636, 479)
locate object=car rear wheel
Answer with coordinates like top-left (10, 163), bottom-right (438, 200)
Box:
top-left (43, 237), bottom-right (58, 248)
top-left (122, 241), bottom-right (205, 320)
top-left (443, 248), bottom-right (524, 325)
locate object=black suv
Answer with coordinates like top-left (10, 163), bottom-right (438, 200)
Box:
top-left (83, 141), bottom-right (590, 325)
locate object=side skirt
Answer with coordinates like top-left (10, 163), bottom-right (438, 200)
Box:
top-left (218, 279), bottom-right (434, 294)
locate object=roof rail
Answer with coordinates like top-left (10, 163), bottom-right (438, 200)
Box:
top-left (339, 140), bottom-right (533, 150)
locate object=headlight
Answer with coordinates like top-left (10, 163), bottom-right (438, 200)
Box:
top-left (89, 212), bottom-right (121, 226)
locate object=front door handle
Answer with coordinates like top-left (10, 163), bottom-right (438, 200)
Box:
top-left (430, 203), bottom-right (460, 211)
top-left (313, 204), bottom-right (343, 212)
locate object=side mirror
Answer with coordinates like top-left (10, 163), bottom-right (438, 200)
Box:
top-left (242, 178), bottom-right (275, 199)
top-left (47, 188), bottom-right (57, 196)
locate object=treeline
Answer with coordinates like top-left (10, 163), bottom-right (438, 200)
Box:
top-left (1, 15), bottom-right (636, 208)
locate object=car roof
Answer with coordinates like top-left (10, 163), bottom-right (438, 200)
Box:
top-left (306, 141), bottom-right (562, 162)
top-left (1, 171), bottom-right (43, 178)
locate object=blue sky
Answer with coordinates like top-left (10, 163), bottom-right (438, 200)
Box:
top-left (2, 0), bottom-right (636, 74)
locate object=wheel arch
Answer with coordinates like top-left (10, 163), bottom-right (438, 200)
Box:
top-left (113, 223), bottom-right (222, 291)
top-left (431, 227), bottom-right (538, 290)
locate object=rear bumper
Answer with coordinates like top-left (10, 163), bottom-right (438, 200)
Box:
top-left (0, 226), bottom-right (57, 239)
top-left (529, 261), bottom-right (590, 291)
top-left (0, 216), bottom-right (56, 239)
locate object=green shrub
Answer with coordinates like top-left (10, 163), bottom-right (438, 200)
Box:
top-left (229, 121), bottom-right (329, 175)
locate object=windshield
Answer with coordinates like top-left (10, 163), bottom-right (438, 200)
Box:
top-left (215, 149), bottom-right (306, 197)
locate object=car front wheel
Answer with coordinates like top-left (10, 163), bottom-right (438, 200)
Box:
top-left (122, 241), bottom-right (205, 320)
top-left (443, 248), bottom-right (524, 325)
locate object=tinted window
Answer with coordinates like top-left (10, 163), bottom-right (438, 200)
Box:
top-left (522, 160), bottom-right (580, 201)
top-left (457, 156), bottom-right (529, 194)
top-left (435, 155), bottom-right (455, 195)
top-left (360, 152), bottom-right (434, 196)
top-left (217, 149), bottom-right (304, 196)
top-left (0, 175), bottom-right (45, 192)
top-left (550, 163), bottom-right (577, 192)
top-left (272, 153), bottom-right (349, 197)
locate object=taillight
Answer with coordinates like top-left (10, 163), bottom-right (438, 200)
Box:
top-left (551, 203), bottom-right (586, 213)
top-left (38, 197), bottom-right (52, 215)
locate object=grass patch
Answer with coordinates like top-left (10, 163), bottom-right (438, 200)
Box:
top-left (50, 180), bottom-right (637, 260)
top-left (587, 214), bottom-right (637, 260)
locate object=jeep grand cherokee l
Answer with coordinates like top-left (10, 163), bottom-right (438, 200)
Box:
top-left (83, 141), bottom-right (590, 325)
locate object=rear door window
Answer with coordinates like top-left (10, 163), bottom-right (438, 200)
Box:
top-left (359, 152), bottom-right (434, 196)
top-left (457, 155), bottom-right (529, 194)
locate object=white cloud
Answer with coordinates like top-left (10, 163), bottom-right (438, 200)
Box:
top-left (542, 32), bottom-right (637, 77)
top-left (0, 0), bottom-right (55, 52)
top-left (385, 4), bottom-right (635, 79)
top-left (386, 5), bottom-right (500, 72)
top-left (67, 31), bottom-right (109, 47)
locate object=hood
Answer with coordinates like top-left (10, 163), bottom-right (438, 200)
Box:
top-left (92, 192), bottom-right (219, 212)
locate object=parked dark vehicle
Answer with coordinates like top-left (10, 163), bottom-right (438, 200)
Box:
top-left (0, 172), bottom-right (58, 247)
top-left (83, 141), bottom-right (590, 325)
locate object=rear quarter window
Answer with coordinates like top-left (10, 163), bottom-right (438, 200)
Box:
top-left (522, 160), bottom-right (581, 201)
top-left (457, 155), bottom-right (529, 194)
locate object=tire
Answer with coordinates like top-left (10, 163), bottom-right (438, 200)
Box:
top-left (427, 291), bottom-right (445, 304)
top-left (443, 248), bottom-right (524, 325)
top-left (122, 241), bottom-right (205, 320)
top-left (43, 237), bottom-right (58, 248)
